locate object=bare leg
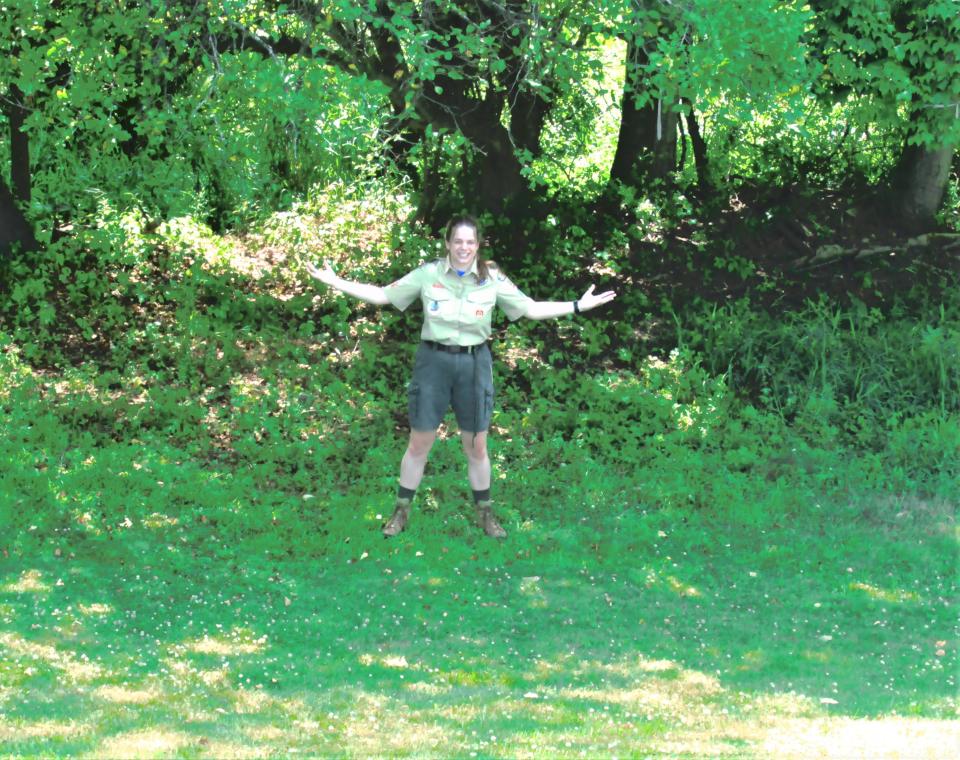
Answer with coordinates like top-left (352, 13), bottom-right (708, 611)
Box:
top-left (399, 429), bottom-right (438, 489)
top-left (460, 431), bottom-right (490, 491)
top-left (384, 429), bottom-right (439, 537)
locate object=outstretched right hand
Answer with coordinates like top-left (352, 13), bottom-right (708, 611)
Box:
top-left (305, 260), bottom-right (338, 287)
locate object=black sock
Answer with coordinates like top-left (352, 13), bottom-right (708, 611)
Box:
top-left (473, 488), bottom-right (491, 503)
top-left (398, 486), bottom-right (416, 500)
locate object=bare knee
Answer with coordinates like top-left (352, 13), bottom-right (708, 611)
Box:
top-left (461, 433), bottom-right (489, 464)
top-left (406, 430), bottom-right (437, 459)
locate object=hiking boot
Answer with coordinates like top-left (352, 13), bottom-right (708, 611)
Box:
top-left (475, 500), bottom-right (507, 539)
top-left (383, 497), bottom-right (411, 538)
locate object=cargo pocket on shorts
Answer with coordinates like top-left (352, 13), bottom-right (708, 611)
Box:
top-left (482, 387), bottom-right (494, 429)
top-left (407, 380), bottom-right (421, 423)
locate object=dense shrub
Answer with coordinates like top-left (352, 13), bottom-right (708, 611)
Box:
top-left (2, 190), bottom-right (957, 559)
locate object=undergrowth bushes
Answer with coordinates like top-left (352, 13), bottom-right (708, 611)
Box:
top-left (1, 193), bottom-right (957, 561)
top-left (678, 295), bottom-right (959, 419)
top-left (672, 293), bottom-right (960, 483)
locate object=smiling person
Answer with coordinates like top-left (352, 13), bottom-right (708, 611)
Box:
top-left (306, 215), bottom-right (616, 539)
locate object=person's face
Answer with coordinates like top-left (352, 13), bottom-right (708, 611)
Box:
top-left (445, 224), bottom-right (479, 270)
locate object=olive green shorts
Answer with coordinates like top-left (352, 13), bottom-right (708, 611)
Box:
top-left (408, 343), bottom-right (494, 433)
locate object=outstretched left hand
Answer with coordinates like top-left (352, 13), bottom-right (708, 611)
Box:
top-left (577, 284), bottom-right (617, 313)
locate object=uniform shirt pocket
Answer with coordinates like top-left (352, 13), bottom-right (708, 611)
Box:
top-left (464, 289), bottom-right (496, 324)
top-left (423, 290), bottom-right (454, 318)
top-left (422, 291), bottom-right (462, 343)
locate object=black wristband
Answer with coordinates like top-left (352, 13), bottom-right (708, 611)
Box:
top-left (573, 300), bottom-right (581, 315)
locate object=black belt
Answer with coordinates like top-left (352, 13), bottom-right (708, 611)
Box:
top-left (422, 340), bottom-right (485, 355)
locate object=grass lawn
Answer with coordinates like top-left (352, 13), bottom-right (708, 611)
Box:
top-left (1, 496), bottom-right (955, 759)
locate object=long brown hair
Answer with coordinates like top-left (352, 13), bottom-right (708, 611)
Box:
top-left (444, 214), bottom-right (493, 282)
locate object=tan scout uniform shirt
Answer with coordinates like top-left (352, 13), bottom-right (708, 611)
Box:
top-left (384, 258), bottom-right (534, 346)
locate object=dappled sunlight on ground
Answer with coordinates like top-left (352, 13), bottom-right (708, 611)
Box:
top-left (756, 717), bottom-right (960, 759)
top-left (1, 625), bottom-right (956, 758)
top-left (200, 739), bottom-right (273, 759)
top-left (850, 581), bottom-right (922, 604)
top-left (141, 513), bottom-right (179, 530)
top-left (0, 718), bottom-right (92, 741)
top-left (94, 728), bottom-right (193, 758)
top-left (93, 684), bottom-right (162, 705)
top-left (181, 631), bottom-right (267, 657)
top-left (0, 631), bottom-right (103, 681)
top-left (666, 574), bottom-right (702, 597)
top-left (339, 692), bottom-right (455, 756)
top-left (358, 652), bottom-right (418, 670)
top-left (78, 602), bottom-right (113, 616)
top-left (4, 569), bottom-right (50, 594)
top-left (0, 539), bottom-right (955, 757)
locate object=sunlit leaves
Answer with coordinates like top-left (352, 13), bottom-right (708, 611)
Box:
top-left (809, 0), bottom-right (960, 147)
top-left (627, 0), bottom-right (814, 120)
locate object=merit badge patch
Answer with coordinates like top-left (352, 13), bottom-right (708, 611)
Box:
top-left (430, 300), bottom-right (440, 311)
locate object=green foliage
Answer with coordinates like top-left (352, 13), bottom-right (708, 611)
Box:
top-left (3, 170), bottom-right (956, 554)
top-left (674, 293), bottom-right (960, 473)
top-left (1, 0), bottom-right (394, 233)
top-left (186, 55), bottom-right (391, 224)
top-left (937, 169), bottom-right (960, 231)
top-left (3, 0), bottom-right (956, 247)
top-left (809, 0), bottom-right (960, 149)
top-left (714, 96), bottom-right (904, 187)
top-left (621, 0), bottom-right (813, 118)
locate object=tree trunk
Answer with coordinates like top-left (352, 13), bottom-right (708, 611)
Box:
top-left (681, 98), bottom-right (711, 197)
top-left (0, 177), bottom-right (37, 262)
top-left (473, 132), bottom-right (527, 215)
top-left (889, 141), bottom-right (956, 229)
top-left (8, 85), bottom-right (31, 205)
top-left (887, 99), bottom-right (957, 228)
top-left (509, 89), bottom-right (550, 159)
top-left (609, 36), bottom-right (678, 187)
top-left (415, 84), bottom-right (528, 217)
top-left (1, 85), bottom-right (37, 262)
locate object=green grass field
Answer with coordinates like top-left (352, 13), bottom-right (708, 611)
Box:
top-left (1, 488), bottom-right (955, 758)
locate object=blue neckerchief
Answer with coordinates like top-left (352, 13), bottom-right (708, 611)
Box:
top-left (456, 270), bottom-right (467, 277)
